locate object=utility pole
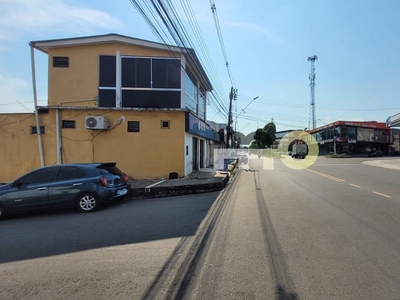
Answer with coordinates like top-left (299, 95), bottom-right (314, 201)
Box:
top-left (226, 87), bottom-right (236, 148)
top-left (308, 55), bottom-right (318, 130)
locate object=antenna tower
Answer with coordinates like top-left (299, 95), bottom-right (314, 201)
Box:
top-left (307, 55), bottom-right (318, 130)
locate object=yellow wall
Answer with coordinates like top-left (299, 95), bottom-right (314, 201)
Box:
top-left (0, 109), bottom-right (186, 183)
top-left (48, 43), bottom-right (181, 106)
top-left (0, 39), bottom-right (197, 183)
top-left (59, 109), bottom-right (186, 179)
top-left (0, 113), bottom-right (56, 182)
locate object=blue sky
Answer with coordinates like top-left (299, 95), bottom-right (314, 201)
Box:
top-left (0, 0), bottom-right (399, 136)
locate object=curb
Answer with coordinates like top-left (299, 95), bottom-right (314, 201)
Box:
top-left (125, 175), bottom-right (229, 200)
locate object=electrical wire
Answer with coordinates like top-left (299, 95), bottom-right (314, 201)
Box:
top-left (209, 1), bottom-right (235, 88)
top-left (129, 0), bottom-right (229, 118)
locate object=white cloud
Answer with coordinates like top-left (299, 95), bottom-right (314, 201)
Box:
top-left (0, 0), bottom-right (122, 40)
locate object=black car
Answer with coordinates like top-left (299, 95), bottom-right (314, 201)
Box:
top-left (368, 150), bottom-right (384, 157)
top-left (0, 163), bottom-right (130, 220)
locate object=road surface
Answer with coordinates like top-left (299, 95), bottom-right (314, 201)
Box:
top-left (177, 156), bottom-right (400, 299)
top-left (1, 156), bottom-right (400, 299)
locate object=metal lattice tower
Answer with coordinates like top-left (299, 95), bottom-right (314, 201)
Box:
top-left (308, 55), bottom-right (318, 130)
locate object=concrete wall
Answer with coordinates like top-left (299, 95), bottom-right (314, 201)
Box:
top-left (0, 109), bottom-right (186, 182)
top-left (48, 43), bottom-right (181, 106)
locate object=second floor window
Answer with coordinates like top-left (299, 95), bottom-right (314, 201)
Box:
top-left (99, 55), bottom-right (181, 109)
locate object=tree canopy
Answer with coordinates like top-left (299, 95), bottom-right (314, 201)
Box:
top-left (250, 122), bottom-right (276, 149)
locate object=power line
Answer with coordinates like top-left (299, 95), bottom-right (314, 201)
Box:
top-left (129, 0), bottom-right (229, 118)
top-left (209, 1), bottom-right (235, 87)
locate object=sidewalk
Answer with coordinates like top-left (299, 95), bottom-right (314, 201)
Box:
top-left (362, 158), bottom-right (400, 170)
top-left (126, 168), bottom-right (230, 200)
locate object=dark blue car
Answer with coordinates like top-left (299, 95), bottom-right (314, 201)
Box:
top-left (0, 163), bottom-right (130, 220)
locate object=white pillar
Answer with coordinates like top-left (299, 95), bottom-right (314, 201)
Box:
top-left (116, 51), bottom-right (121, 107)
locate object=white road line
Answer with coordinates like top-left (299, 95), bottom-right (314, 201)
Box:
top-left (373, 191), bottom-right (391, 198)
top-left (350, 184), bottom-right (361, 188)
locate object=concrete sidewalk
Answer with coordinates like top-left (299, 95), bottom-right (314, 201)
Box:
top-left (126, 169), bottom-right (230, 200)
top-left (362, 158), bottom-right (400, 170)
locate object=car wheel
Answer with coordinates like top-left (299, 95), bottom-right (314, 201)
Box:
top-left (76, 193), bottom-right (100, 212)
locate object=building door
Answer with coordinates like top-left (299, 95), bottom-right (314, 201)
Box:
top-left (192, 137), bottom-right (198, 170)
top-left (200, 139), bottom-right (204, 169)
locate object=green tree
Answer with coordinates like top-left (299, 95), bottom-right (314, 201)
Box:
top-left (263, 122), bottom-right (276, 147)
top-left (249, 140), bottom-right (258, 149)
top-left (253, 128), bottom-right (264, 148)
top-left (252, 122), bottom-right (276, 148)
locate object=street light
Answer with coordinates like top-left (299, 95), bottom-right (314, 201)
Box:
top-left (318, 119), bottom-right (336, 154)
top-left (233, 96), bottom-right (259, 123)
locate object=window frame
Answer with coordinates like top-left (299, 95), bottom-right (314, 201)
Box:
top-left (127, 121), bottom-right (140, 133)
top-left (53, 56), bottom-right (69, 68)
top-left (161, 120), bottom-right (170, 129)
top-left (30, 126), bottom-right (45, 135)
top-left (61, 120), bottom-right (76, 129)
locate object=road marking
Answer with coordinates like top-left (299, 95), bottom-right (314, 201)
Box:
top-left (307, 169), bottom-right (345, 182)
top-left (145, 179), bottom-right (165, 192)
top-left (373, 191), bottom-right (391, 198)
top-left (350, 184), bottom-right (361, 188)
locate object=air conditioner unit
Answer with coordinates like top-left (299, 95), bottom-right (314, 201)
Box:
top-left (85, 116), bottom-right (109, 130)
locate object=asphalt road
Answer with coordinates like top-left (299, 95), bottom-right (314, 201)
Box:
top-left (0, 192), bottom-right (220, 300)
top-left (177, 156), bottom-right (400, 299)
top-left (1, 156), bottom-right (400, 300)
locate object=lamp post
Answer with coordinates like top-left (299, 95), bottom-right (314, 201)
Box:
top-left (233, 96), bottom-right (259, 123)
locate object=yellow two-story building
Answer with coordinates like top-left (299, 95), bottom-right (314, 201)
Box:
top-left (0, 33), bottom-right (221, 182)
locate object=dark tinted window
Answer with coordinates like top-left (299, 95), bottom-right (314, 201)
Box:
top-left (166, 59), bottom-right (181, 88)
top-left (152, 59), bottom-right (167, 88)
top-left (19, 168), bottom-right (56, 185)
top-left (152, 59), bottom-right (181, 88)
top-left (97, 164), bottom-right (123, 176)
top-left (56, 166), bottom-right (86, 181)
top-left (99, 89), bottom-right (116, 107)
top-left (122, 58), bottom-right (137, 87)
top-left (136, 58), bottom-right (151, 88)
top-left (122, 90), bottom-right (180, 108)
top-left (99, 55), bottom-right (116, 87)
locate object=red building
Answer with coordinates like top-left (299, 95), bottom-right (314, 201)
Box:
top-left (307, 121), bottom-right (392, 155)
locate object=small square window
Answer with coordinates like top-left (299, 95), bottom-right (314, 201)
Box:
top-left (31, 126), bottom-right (45, 134)
top-left (53, 56), bottom-right (69, 68)
top-left (127, 121), bottom-right (140, 132)
top-left (62, 120), bottom-right (76, 129)
top-left (161, 120), bottom-right (170, 129)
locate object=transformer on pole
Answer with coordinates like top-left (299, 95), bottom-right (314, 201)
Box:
top-left (308, 55), bottom-right (318, 130)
